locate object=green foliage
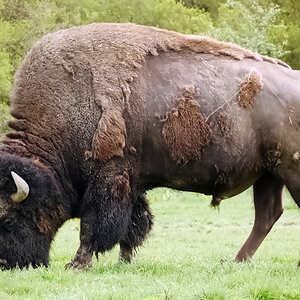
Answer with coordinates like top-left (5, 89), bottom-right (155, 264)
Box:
top-left (282, 25), bottom-right (300, 69)
top-left (24, 0), bottom-right (212, 44)
top-left (0, 16), bottom-right (27, 103)
top-left (0, 0), bottom-right (33, 21)
top-left (0, 51), bottom-right (13, 103)
top-left (94, 0), bottom-right (213, 34)
top-left (178, 0), bottom-right (226, 19)
top-left (269, 0), bottom-right (300, 69)
top-left (210, 0), bottom-right (288, 58)
top-left (0, 102), bottom-right (11, 136)
top-left (181, 0), bottom-right (300, 68)
top-left (268, 0), bottom-right (300, 23)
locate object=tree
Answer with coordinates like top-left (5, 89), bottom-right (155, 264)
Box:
top-left (268, 0), bottom-right (300, 69)
top-left (178, 0), bottom-right (226, 19)
top-left (209, 0), bottom-right (288, 58)
top-left (0, 16), bottom-right (27, 102)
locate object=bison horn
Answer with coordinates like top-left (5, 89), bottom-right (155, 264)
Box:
top-left (10, 171), bottom-right (29, 203)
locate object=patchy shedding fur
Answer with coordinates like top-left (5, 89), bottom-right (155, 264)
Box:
top-left (37, 205), bottom-right (69, 239)
top-left (92, 113), bottom-right (126, 160)
top-left (162, 87), bottom-right (211, 164)
top-left (238, 71), bottom-right (264, 109)
top-left (110, 171), bottom-right (131, 202)
top-left (27, 23), bottom-right (286, 161)
top-left (215, 113), bottom-right (231, 137)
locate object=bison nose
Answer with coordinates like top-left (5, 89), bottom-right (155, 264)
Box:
top-left (0, 259), bottom-right (9, 270)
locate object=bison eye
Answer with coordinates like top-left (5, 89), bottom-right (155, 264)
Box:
top-left (0, 217), bottom-right (14, 232)
top-left (4, 219), bottom-right (13, 226)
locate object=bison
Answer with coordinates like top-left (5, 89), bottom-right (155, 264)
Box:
top-left (0, 23), bottom-right (298, 270)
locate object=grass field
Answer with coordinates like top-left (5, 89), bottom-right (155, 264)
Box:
top-left (1, 187), bottom-right (300, 299)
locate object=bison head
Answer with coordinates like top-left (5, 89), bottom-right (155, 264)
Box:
top-left (0, 153), bottom-right (65, 269)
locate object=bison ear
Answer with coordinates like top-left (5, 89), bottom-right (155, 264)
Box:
top-left (10, 171), bottom-right (29, 203)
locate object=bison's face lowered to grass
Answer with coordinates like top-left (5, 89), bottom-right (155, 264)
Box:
top-left (0, 154), bottom-right (66, 269)
top-left (0, 210), bottom-right (50, 270)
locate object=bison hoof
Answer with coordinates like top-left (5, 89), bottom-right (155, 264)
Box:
top-left (65, 245), bottom-right (93, 270)
top-left (118, 255), bottom-right (132, 264)
top-left (118, 244), bottom-right (133, 264)
top-left (0, 259), bottom-right (9, 270)
top-left (65, 259), bottom-right (92, 270)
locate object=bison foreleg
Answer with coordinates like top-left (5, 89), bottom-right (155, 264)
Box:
top-left (119, 193), bottom-right (153, 263)
top-left (66, 172), bottom-right (132, 270)
top-left (65, 219), bottom-right (95, 270)
top-left (119, 242), bottom-right (133, 263)
top-left (235, 172), bottom-right (284, 262)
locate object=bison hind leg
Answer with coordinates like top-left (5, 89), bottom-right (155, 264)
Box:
top-left (119, 193), bottom-right (153, 263)
top-left (275, 164), bottom-right (300, 266)
top-left (235, 172), bottom-right (284, 262)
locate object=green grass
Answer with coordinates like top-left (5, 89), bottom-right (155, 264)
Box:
top-left (1, 188), bottom-right (300, 299)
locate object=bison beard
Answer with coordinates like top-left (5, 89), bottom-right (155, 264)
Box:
top-left (1, 23), bottom-right (300, 271)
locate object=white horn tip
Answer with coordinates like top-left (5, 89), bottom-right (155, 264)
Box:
top-left (11, 171), bottom-right (29, 203)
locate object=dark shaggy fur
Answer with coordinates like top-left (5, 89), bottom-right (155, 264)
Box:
top-left (120, 193), bottom-right (153, 249)
top-left (0, 153), bottom-right (68, 269)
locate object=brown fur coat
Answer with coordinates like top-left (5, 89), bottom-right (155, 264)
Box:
top-left (8, 23), bottom-right (288, 162)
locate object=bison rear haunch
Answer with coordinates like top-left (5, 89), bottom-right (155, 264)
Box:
top-left (0, 23), bottom-right (299, 270)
